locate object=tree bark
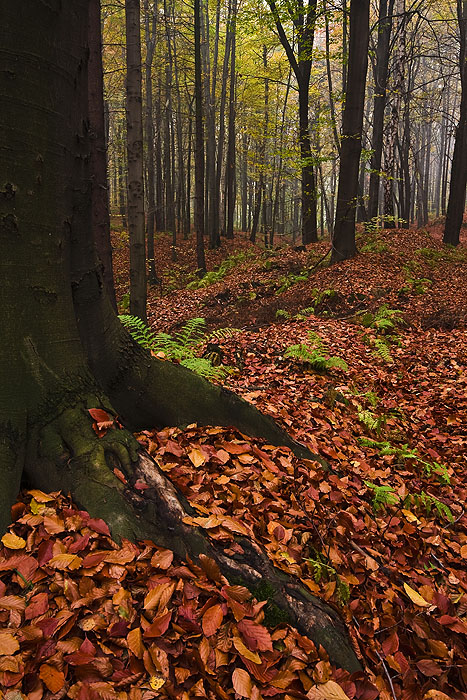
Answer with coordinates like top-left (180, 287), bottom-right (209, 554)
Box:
top-left (125, 0), bottom-right (147, 320)
top-left (144, 0), bottom-right (159, 285)
top-left (194, 0), bottom-right (207, 273)
top-left (382, 0), bottom-right (406, 229)
top-left (88, 0), bottom-right (117, 309)
top-left (367, 0), bottom-right (395, 221)
top-left (225, 0), bottom-right (237, 240)
top-left (332, 0), bottom-right (370, 263)
top-left (266, 0), bottom-right (318, 245)
top-left (444, 0), bottom-right (467, 245)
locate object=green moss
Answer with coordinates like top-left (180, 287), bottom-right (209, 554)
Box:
top-left (250, 580), bottom-right (290, 627)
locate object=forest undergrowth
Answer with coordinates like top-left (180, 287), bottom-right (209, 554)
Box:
top-left (1, 224), bottom-right (466, 700)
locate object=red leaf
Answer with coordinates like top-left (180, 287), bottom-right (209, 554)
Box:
top-left (143, 611), bottom-right (172, 638)
top-left (238, 619), bottom-right (273, 652)
top-left (88, 408), bottom-right (111, 423)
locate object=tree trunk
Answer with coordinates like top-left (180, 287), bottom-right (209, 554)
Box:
top-left (144, 0), bottom-right (159, 285)
top-left (0, 0), bottom-right (363, 675)
top-left (367, 0), bottom-right (395, 222)
top-left (382, 0), bottom-right (406, 229)
top-left (444, 0), bottom-right (467, 245)
top-left (266, 0), bottom-right (318, 245)
top-left (332, 0), bottom-right (370, 263)
top-left (194, 0), bottom-right (206, 273)
top-left (88, 0), bottom-right (117, 309)
top-left (125, 0), bottom-right (147, 320)
top-left (225, 0), bottom-right (237, 240)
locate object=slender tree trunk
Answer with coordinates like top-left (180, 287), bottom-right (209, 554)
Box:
top-left (225, 0), bottom-right (237, 240)
top-left (323, 0), bottom-right (341, 155)
top-left (241, 132), bottom-right (249, 231)
top-left (194, 0), bottom-right (206, 272)
top-left (383, 0), bottom-right (406, 228)
top-left (206, 0), bottom-right (219, 246)
top-left (125, 0), bottom-right (147, 320)
top-left (144, 0), bottom-right (159, 285)
top-left (444, 0), bottom-right (467, 245)
top-left (368, 0), bottom-right (395, 221)
top-left (332, 0), bottom-right (370, 263)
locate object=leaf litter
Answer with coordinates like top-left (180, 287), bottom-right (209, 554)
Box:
top-left (1, 225), bottom-right (467, 699)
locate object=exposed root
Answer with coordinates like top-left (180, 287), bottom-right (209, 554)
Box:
top-left (20, 400), bottom-right (359, 672)
top-left (133, 451), bottom-right (362, 672)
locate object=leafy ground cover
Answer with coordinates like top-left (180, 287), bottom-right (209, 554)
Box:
top-left (1, 224), bottom-right (466, 699)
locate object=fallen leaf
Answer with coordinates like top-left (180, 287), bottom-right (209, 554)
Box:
top-left (403, 582), bottom-right (430, 607)
top-left (232, 668), bottom-right (253, 698)
top-left (1, 534), bottom-right (26, 550)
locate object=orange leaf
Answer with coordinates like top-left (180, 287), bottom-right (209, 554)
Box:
top-left (0, 595), bottom-right (26, 611)
top-left (188, 448), bottom-right (206, 467)
top-left (127, 627), bottom-right (145, 659)
top-left (88, 408), bottom-right (111, 423)
top-left (39, 663), bottom-right (65, 694)
top-left (1, 533), bottom-right (26, 550)
top-left (150, 548), bottom-right (174, 570)
top-left (48, 553), bottom-right (82, 570)
top-left (0, 632), bottom-right (19, 655)
top-left (232, 668), bottom-right (253, 698)
top-left (202, 604), bottom-right (224, 637)
top-left (238, 619), bottom-right (273, 652)
top-left (307, 681), bottom-right (351, 700)
top-left (233, 636), bottom-right (261, 664)
top-left (199, 554), bottom-right (222, 582)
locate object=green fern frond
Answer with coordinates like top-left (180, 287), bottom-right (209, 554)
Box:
top-left (118, 315), bottom-right (157, 349)
top-left (326, 357), bottom-right (349, 371)
top-left (372, 338), bottom-right (393, 363)
top-left (174, 317), bottom-right (207, 348)
top-left (119, 315), bottom-right (233, 381)
top-left (364, 481), bottom-right (399, 511)
top-left (207, 327), bottom-right (240, 341)
top-left (180, 357), bottom-right (228, 380)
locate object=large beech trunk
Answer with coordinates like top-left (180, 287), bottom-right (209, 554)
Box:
top-left (0, 0), bottom-right (361, 674)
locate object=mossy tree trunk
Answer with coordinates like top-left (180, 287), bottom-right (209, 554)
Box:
top-left (0, 0), bottom-right (360, 674)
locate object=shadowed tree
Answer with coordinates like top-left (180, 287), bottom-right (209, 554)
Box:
top-left (331, 0), bottom-right (370, 263)
top-left (444, 0), bottom-right (467, 246)
top-left (265, 0), bottom-right (318, 245)
top-left (0, 0), bottom-right (361, 673)
top-left (125, 0), bottom-right (147, 319)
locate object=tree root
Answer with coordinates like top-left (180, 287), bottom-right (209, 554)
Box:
top-left (22, 403), bottom-right (360, 673)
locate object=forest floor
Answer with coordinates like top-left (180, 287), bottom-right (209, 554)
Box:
top-left (1, 222), bottom-right (467, 700)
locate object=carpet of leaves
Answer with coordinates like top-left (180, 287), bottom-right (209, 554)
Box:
top-left (1, 226), bottom-right (467, 700)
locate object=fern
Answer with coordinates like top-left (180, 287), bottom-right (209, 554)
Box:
top-left (284, 331), bottom-right (348, 373)
top-left (372, 338), bottom-right (393, 363)
top-left (305, 554), bottom-right (350, 605)
top-left (359, 439), bottom-right (451, 484)
top-left (119, 315), bottom-right (235, 381)
top-left (174, 317), bottom-right (207, 348)
top-left (119, 315), bottom-right (157, 347)
top-left (365, 481), bottom-right (399, 511)
top-left (410, 491), bottom-right (454, 523)
top-left (207, 327), bottom-right (239, 342)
